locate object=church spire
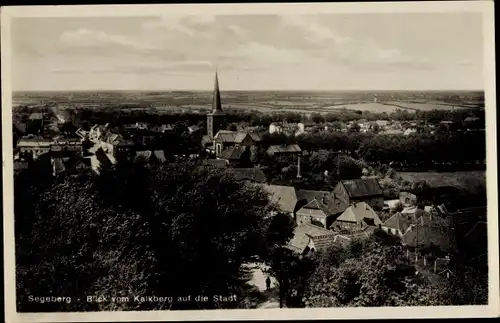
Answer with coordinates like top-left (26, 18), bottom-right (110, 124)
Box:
top-left (212, 69), bottom-right (222, 113)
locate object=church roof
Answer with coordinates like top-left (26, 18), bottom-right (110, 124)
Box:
top-left (212, 70), bottom-right (223, 113)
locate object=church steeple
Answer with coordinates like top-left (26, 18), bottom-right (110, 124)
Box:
top-left (206, 69), bottom-right (227, 140)
top-left (212, 70), bottom-right (222, 113)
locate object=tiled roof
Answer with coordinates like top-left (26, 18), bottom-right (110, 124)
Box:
top-left (219, 145), bottom-right (247, 160)
top-left (402, 224), bottom-right (458, 253)
top-left (215, 131), bottom-right (249, 143)
top-left (248, 132), bottom-right (264, 142)
top-left (336, 202), bottom-right (382, 225)
top-left (267, 144), bottom-right (302, 155)
top-left (230, 168), bottom-right (267, 183)
top-left (340, 178), bottom-right (383, 198)
top-left (296, 190), bottom-right (331, 203)
top-left (383, 212), bottom-right (414, 233)
top-left (288, 224), bottom-right (336, 253)
top-left (262, 184), bottom-right (298, 214)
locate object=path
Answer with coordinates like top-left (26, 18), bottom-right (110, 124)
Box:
top-left (241, 262), bottom-right (281, 309)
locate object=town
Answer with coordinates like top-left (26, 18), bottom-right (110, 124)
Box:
top-left (13, 71), bottom-right (487, 310)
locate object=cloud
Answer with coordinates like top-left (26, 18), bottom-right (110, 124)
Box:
top-left (50, 60), bottom-right (215, 75)
top-left (60, 28), bottom-right (159, 53)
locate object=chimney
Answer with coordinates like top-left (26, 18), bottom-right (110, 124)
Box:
top-left (434, 260), bottom-right (437, 273)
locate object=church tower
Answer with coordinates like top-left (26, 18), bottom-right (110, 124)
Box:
top-left (207, 70), bottom-right (226, 139)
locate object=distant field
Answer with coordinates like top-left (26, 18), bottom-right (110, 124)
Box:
top-left (398, 171), bottom-right (486, 190)
top-left (382, 101), bottom-right (472, 111)
top-left (324, 102), bottom-right (416, 113)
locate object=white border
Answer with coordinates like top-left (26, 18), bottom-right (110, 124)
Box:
top-left (2, 2), bottom-right (498, 322)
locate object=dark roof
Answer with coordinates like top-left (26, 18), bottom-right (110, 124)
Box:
top-left (296, 190), bottom-right (348, 216)
top-left (267, 144), bottom-right (302, 155)
top-left (296, 190), bottom-right (330, 203)
top-left (219, 145), bottom-right (247, 160)
top-left (402, 224), bottom-right (458, 253)
top-left (230, 168), bottom-right (267, 183)
top-left (340, 178), bottom-right (383, 198)
top-left (262, 184), bottom-right (298, 214)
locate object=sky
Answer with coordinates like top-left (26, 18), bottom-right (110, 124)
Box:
top-left (11, 13), bottom-right (484, 91)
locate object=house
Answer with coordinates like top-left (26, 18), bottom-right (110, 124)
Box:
top-left (262, 184), bottom-right (298, 217)
top-left (213, 131), bottom-right (257, 157)
top-left (230, 168), bottom-right (267, 183)
top-left (331, 202), bottom-right (382, 233)
top-left (401, 221), bottom-right (458, 259)
top-left (375, 120), bottom-right (390, 128)
top-left (218, 145), bottom-right (250, 167)
top-left (333, 178), bottom-right (384, 209)
top-left (267, 144), bottom-right (302, 158)
top-left (295, 190), bottom-right (348, 228)
top-left (17, 138), bottom-right (52, 159)
top-left (399, 191), bottom-right (417, 206)
top-left (287, 223), bottom-right (337, 255)
top-left (382, 129), bottom-right (404, 135)
top-left (382, 212), bottom-right (415, 237)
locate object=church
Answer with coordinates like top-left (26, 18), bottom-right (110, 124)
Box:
top-left (201, 71), bottom-right (263, 165)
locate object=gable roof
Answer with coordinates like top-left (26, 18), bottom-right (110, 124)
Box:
top-left (219, 145), bottom-right (247, 160)
top-left (296, 190), bottom-right (331, 204)
top-left (402, 224), bottom-right (458, 253)
top-left (383, 212), bottom-right (415, 233)
top-left (339, 178), bottom-right (383, 198)
top-left (335, 202), bottom-right (382, 225)
top-left (262, 184), bottom-right (298, 214)
top-left (230, 168), bottom-right (267, 183)
top-left (214, 130), bottom-right (250, 144)
top-left (248, 132), bottom-right (264, 142)
top-left (288, 224), bottom-right (336, 253)
top-left (267, 144), bottom-right (302, 155)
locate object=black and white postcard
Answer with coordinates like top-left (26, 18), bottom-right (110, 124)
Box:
top-left (2, 2), bottom-right (498, 322)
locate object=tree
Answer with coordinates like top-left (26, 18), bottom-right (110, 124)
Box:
top-left (15, 162), bottom-right (276, 311)
top-left (302, 231), bottom-right (450, 307)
